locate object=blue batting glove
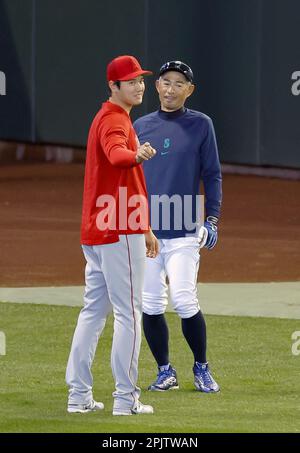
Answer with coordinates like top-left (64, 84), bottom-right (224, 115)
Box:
top-left (204, 217), bottom-right (218, 250)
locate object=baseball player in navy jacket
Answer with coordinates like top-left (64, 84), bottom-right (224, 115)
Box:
top-left (134, 60), bottom-right (222, 393)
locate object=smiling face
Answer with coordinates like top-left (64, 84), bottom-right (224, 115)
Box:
top-left (109, 76), bottom-right (145, 112)
top-left (156, 70), bottom-right (195, 112)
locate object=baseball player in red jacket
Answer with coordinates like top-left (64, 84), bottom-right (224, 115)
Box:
top-left (66, 55), bottom-right (158, 416)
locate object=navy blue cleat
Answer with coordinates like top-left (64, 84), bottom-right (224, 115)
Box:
top-left (148, 365), bottom-right (179, 391)
top-left (193, 362), bottom-right (220, 393)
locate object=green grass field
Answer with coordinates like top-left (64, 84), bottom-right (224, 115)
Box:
top-left (0, 302), bottom-right (299, 433)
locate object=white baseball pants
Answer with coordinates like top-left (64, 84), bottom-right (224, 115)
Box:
top-left (143, 237), bottom-right (200, 318)
top-left (66, 234), bottom-right (145, 412)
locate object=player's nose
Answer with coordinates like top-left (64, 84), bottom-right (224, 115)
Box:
top-left (166, 86), bottom-right (175, 93)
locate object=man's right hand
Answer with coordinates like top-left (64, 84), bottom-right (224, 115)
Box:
top-left (136, 142), bottom-right (156, 164)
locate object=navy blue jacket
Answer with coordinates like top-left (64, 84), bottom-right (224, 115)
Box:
top-left (134, 108), bottom-right (222, 239)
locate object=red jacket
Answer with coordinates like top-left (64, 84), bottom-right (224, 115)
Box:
top-left (81, 101), bottom-right (149, 245)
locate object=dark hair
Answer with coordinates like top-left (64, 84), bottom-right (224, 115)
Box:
top-left (108, 80), bottom-right (121, 96)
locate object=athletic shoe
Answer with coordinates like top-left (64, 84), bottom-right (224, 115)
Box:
top-left (193, 362), bottom-right (220, 393)
top-left (148, 364), bottom-right (179, 391)
top-left (67, 399), bottom-right (104, 413)
top-left (112, 401), bottom-right (154, 416)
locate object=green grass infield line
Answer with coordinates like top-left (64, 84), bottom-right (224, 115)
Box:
top-left (0, 282), bottom-right (299, 319)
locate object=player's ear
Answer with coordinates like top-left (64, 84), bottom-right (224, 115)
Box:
top-left (155, 79), bottom-right (160, 93)
top-left (109, 80), bottom-right (118, 93)
top-left (186, 83), bottom-right (195, 98)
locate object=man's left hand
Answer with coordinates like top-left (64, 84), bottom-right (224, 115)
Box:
top-left (198, 216), bottom-right (218, 250)
top-left (145, 229), bottom-right (159, 258)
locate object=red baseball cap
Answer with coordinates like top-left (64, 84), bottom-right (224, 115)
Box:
top-left (107, 55), bottom-right (152, 82)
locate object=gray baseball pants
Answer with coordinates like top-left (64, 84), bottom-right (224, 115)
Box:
top-left (65, 234), bottom-right (145, 412)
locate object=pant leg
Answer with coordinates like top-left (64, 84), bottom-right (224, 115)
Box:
top-left (66, 245), bottom-right (112, 405)
top-left (164, 238), bottom-right (200, 319)
top-left (99, 234), bottom-right (145, 412)
top-left (142, 240), bottom-right (168, 315)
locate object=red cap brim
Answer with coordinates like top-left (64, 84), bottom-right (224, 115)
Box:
top-left (117, 70), bottom-right (153, 81)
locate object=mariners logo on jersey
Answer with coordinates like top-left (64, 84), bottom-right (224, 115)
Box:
top-left (161, 138), bottom-right (171, 155)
